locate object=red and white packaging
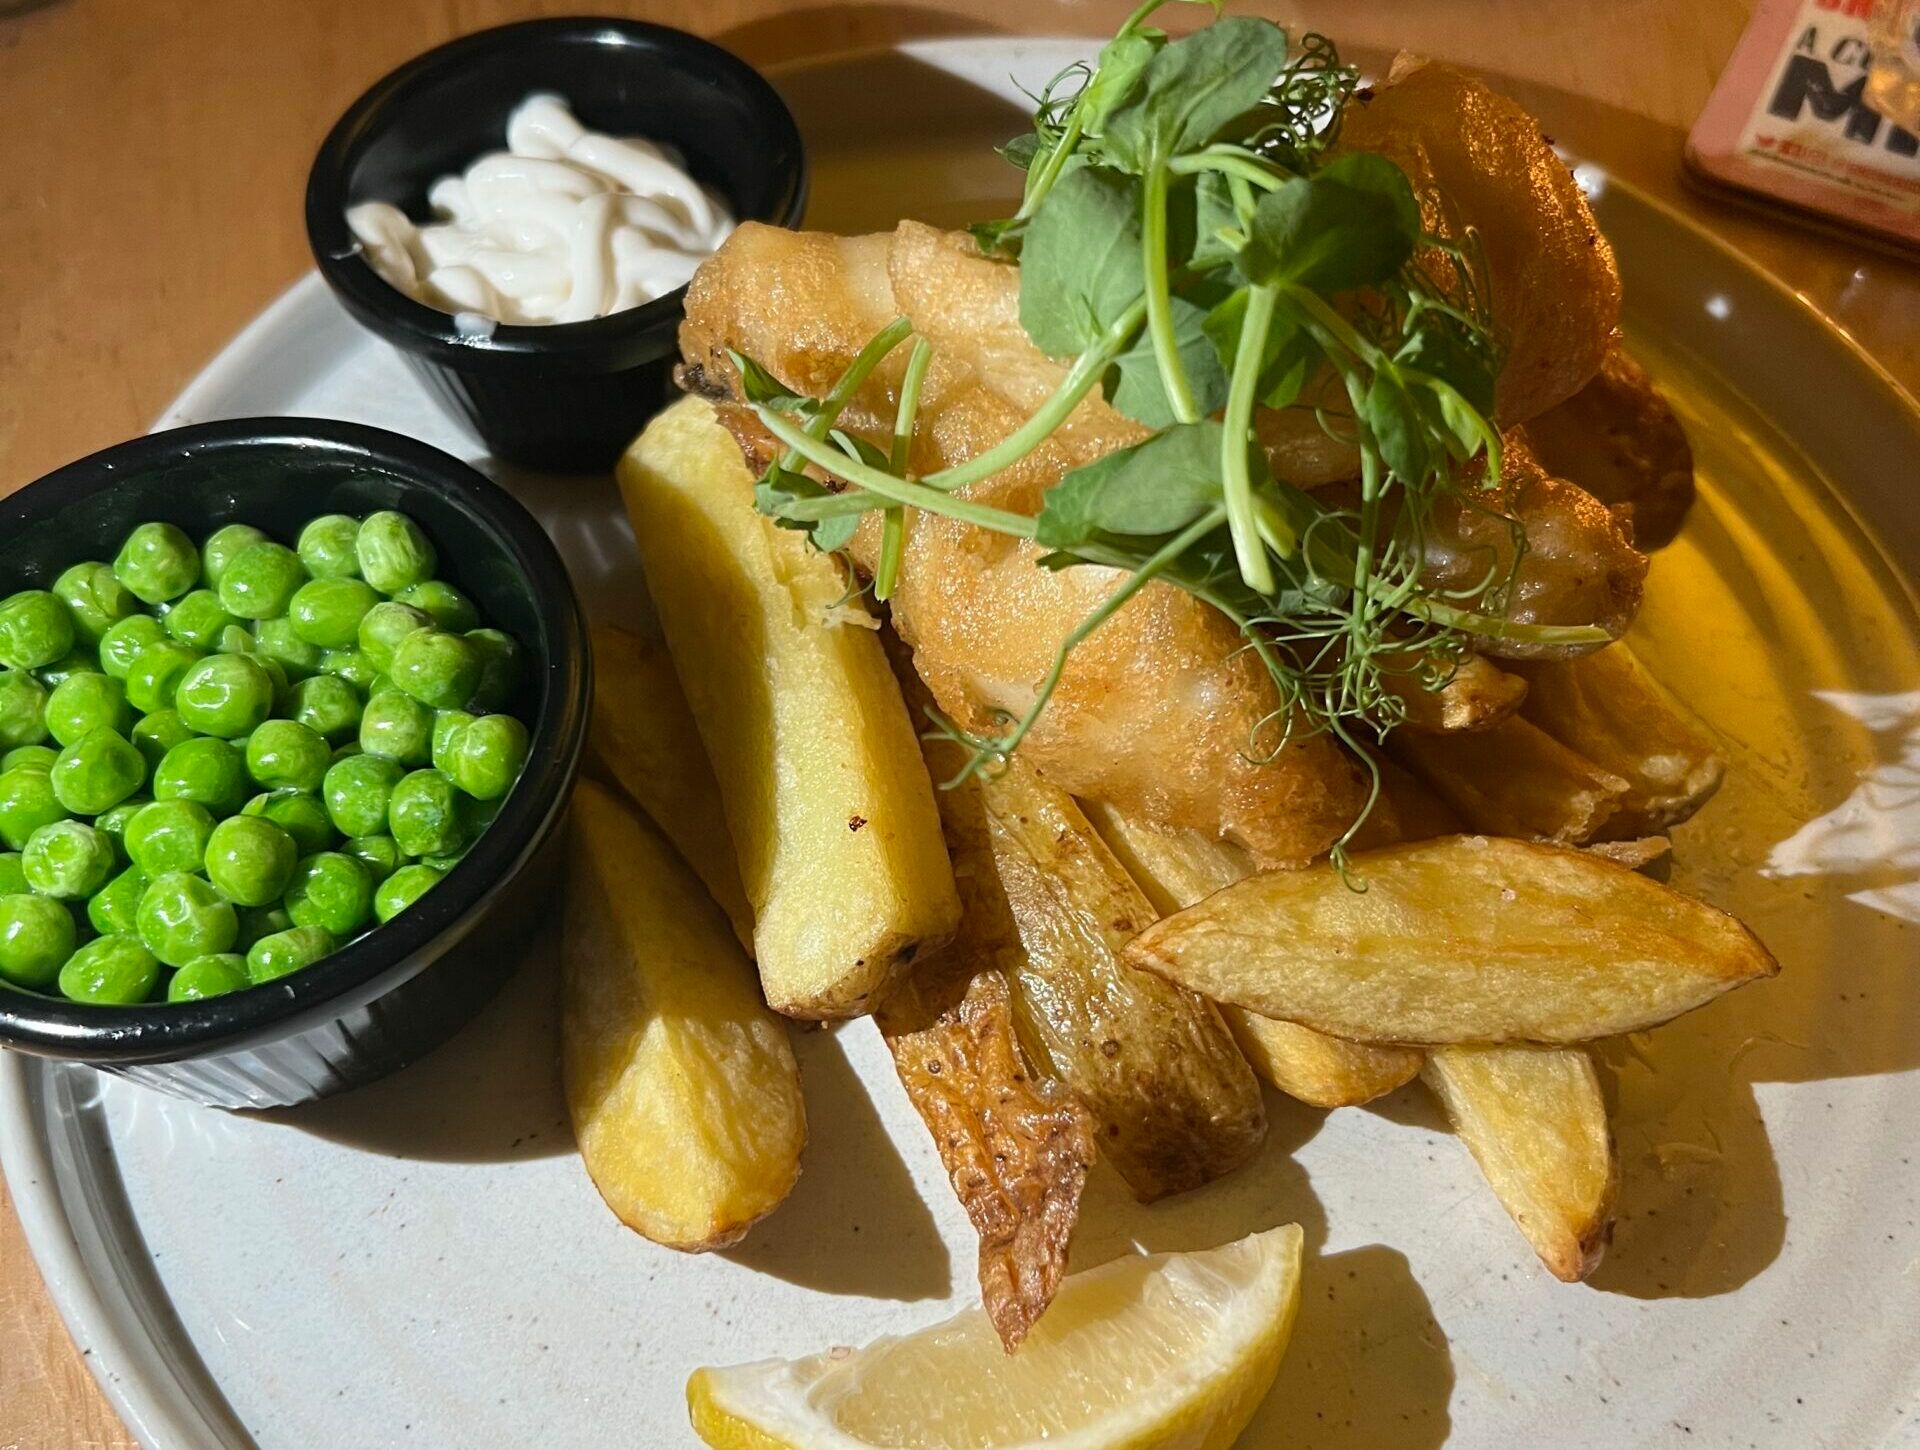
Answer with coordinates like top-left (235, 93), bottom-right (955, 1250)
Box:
top-left (1687, 0), bottom-right (1920, 252)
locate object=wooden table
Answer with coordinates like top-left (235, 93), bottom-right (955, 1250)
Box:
top-left (1, 1), bottom-right (1915, 1443)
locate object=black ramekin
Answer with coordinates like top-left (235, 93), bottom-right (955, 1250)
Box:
top-left (0, 420), bottom-right (591, 1109)
top-left (305, 17), bottom-right (807, 473)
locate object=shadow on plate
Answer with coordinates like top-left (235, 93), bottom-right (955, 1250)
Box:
top-left (721, 1025), bottom-right (952, 1302)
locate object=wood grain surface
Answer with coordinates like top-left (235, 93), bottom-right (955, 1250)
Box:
top-left (1, 1), bottom-right (1916, 1445)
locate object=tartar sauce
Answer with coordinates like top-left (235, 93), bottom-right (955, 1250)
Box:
top-left (346, 93), bottom-right (733, 326)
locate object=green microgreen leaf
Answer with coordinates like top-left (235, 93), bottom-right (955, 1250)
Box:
top-left (1001, 133), bottom-right (1044, 171)
top-left (756, 466), bottom-right (859, 552)
top-left (1107, 293), bottom-right (1229, 426)
top-left (729, 351), bottom-right (809, 412)
top-left (1202, 287), bottom-right (1322, 409)
top-left (1036, 420), bottom-right (1225, 549)
top-left (1239, 152), bottom-right (1423, 292)
top-left (1101, 17), bottom-right (1295, 170)
top-left (1080, 30), bottom-right (1162, 136)
top-left (1018, 166), bottom-right (1148, 356)
top-left (1360, 370), bottom-right (1431, 485)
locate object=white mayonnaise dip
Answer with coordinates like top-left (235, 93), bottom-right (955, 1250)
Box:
top-left (345, 93), bottom-right (733, 326)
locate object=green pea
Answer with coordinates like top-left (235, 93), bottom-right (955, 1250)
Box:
top-left (217, 541), bottom-right (306, 620)
top-left (284, 852), bottom-right (373, 936)
top-left (152, 736), bottom-right (248, 815)
top-left (288, 577), bottom-right (379, 650)
top-left (52, 562), bottom-right (138, 644)
top-left (390, 630), bottom-right (482, 710)
top-left (0, 671), bottom-right (50, 749)
top-left (123, 799), bottom-right (215, 876)
top-left (59, 934), bottom-right (159, 1004)
top-left (240, 790), bottom-right (337, 856)
top-left (162, 589), bottom-right (240, 650)
top-left (88, 864), bottom-right (148, 936)
top-left (358, 691), bottom-right (433, 765)
top-left (200, 524), bottom-right (270, 588)
top-left (251, 616), bottom-right (322, 682)
top-left (355, 512), bottom-right (436, 595)
top-left (92, 797), bottom-right (148, 864)
top-left (213, 623), bottom-right (256, 655)
top-left (321, 753), bottom-right (403, 838)
top-left (0, 893), bottom-right (75, 988)
top-left (287, 674), bottom-right (363, 742)
top-left (44, 672), bottom-right (131, 746)
top-left (0, 764), bottom-right (67, 850)
top-left (167, 952), bottom-right (251, 1002)
top-left (317, 649), bottom-right (378, 694)
top-left (342, 834), bottom-right (403, 885)
top-left (395, 580), bottom-right (479, 634)
top-left (98, 615), bottom-right (167, 680)
top-left (243, 719), bottom-right (329, 792)
top-left (387, 768), bottom-right (466, 859)
top-left (374, 863), bottom-right (444, 923)
top-left (296, 514), bottom-right (363, 580)
top-left (0, 853), bottom-right (26, 895)
top-left (21, 821), bottom-right (115, 900)
top-left (429, 710), bottom-right (473, 775)
top-left (113, 523), bottom-right (200, 605)
top-left (1, 745), bottom-right (56, 774)
top-left (173, 652), bottom-right (274, 738)
top-left (204, 814), bottom-right (298, 907)
top-left (51, 728), bottom-right (145, 815)
top-left (246, 924), bottom-right (334, 983)
top-left (235, 903), bottom-right (292, 950)
top-left (356, 601), bottom-right (432, 672)
top-left (445, 713), bottom-right (528, 801)
top-left (0, 591), bottom-right (76, 672)
top-left (130, 710), bottom-right (194, 769)
top-left (125, 640), bottom-right (204, 714)
top-left (135, 871), bottom-right (238, 967)
top-left (39, 649), bottom-right (106, 690)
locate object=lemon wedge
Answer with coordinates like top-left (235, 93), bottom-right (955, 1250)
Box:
top-left (687, 1224), bottom-right (1304, 1450)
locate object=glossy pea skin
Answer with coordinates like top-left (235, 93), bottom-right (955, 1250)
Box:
top-left (0, 764), bottom-right (67, 851)
top-left (152, 736), bottom-right (249, 816)
top-left (374, 862), bottom-right (443, 923)
top-left (22, 820), bottom-right (115, 900)
top-left (241, 790), bottom-right (337, 856)
top-left (131, 710), bottom-right (194, 769)
top-left (136, 871), bottom-right (238, 967)
top-left (59, 934), bottom-right (160, 1005)
top-left (252, 617), bottom-right (322, 682)
top-left (38, 649), bottom-right (104, 689)
top-left (288, 578), bottom-right (379, 649)
top-left (98, 615), bottom-right (167, 681)
top-left (0, 853), bottom-right (25, 895)
top-left (284, 852), bottom-right (373, 936)
top-left (52, 562), bottom-right (138, 644)
top-left (0, 591), bottom-right (76, 672)
top-left (217, 541), bottom-right (306, 620)
top-left (246, 924), bottom-right (333, 983)
top-left (387, 768), bottom-right (466, 859)
top-left (428, 710), bottom-right (473, 776)
top-left (297, 515), bottom-right (363, 580)
top-left (88, 864), bottom-right (148, 936)
top-left (390, 631), bottom-right (482, 711)
top-left (92, 796), bottom-right (148, 863)
top-left (1, 746), bottom-right (56, 774)
top-left (167, 952), bottom-right (251, 1002)
top-left (123, 799), bottom-right (216, 876)
top-left (199, 525), bottom-right (269, 590)
top-left (162, 589), bottom-right (240, 650)
top-left (395, 580), bottom-right (478, 634)
top-left (124, 640), bottom-right (204, 715)
top-left (462, 629), bottom-right (522, 712)
top-left (113, 523), bottom-right (200, 606)
top-left (0, 893), bottom-right (76, 988)
top-left (318, 649), bottom-right (381, 695)
top-left (45, 672), bottom-right (131, 747)
top-left (342, 834), bottom-right (402, 885)
top-left (51, 729), bottom-right (146, 815)
top-left (235, 903), bottom-right (293, 950)
top-left (446, 714), bottom-right (528, 801)
top-left (322, 753), bottom-right (403, 838)
top-left (203, 814), bottom-right (298, 907)
top-left (244, 718), bottom-right (330, 792)
top-left (173, 652), bottom-right (275, 738)
top-left (287, 674), bottom-right (362, 742)
top-left (357, 601), bottom-right (432, 673)
top-left (358, 691), bottom-right (433, 766)
top-left (0, 671), bottom-right (50, 749)
top-left (355, 512), bottom-right (436, 595)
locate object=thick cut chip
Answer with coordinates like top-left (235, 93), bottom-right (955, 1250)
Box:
top-left (1389, 715), bottom-right (1629, 844)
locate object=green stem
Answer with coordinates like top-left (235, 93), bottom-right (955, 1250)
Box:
top-left (770, 317), bottom-right (914, 473)
top-left (1142, 159), bottom-right (1199, 425)
top-left (1221, 282), bottom-right (1279, 592)
top-left (875, 339), bottom-right (933, 603)
top-left (1169, 148), bottom-right (1289, 192)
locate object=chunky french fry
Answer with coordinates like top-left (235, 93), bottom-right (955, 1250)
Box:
top-left (1123, 834), bottom-right (1778, 1045)
top-left (587, 624), bottom-right (755, 954)
top-left (563, 780), bottom-right (806, 1251)
top-left (1380, 650), bottom-right (1529, 732)
top-left (1585, 834), bottom-right (1672, 875)
top-left (977, 759), bottom-right (1266, 1201)
top-left (1515, 645), bottom-right (1724, 838)
top-left (1388, 715), bottom-right (1629, 844)
top-left (1081, 800), bottom-right (1422, 1108)
top-left (1345, 750), bottom-right (1466, 851)
top-left (618, 397), bottom-right (961, 1017)
top-left (1422, 1045), bottom-right (1617, 1281)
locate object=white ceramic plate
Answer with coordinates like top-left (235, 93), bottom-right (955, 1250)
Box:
top-left (5, 39), bottom-right (1920, 1450)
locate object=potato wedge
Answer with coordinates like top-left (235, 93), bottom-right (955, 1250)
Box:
top-left (1081, 800), bottom-right (1422, 1109)
top-left (978, 760), bottom-right (1267, 1201)
top-left (1422, 1045), bottom-right (1617, 1281)
top-left (1344, 751), bottom-right (1466, 851)
top-left (1122, 834), bottom-right (1778, 1045)
top-left (563, 780), bottom-right (805, 1250)
top-left (1388, 715), bottom-right (1629, 844)
top-left (1514, 645), bottom-right (1724, 838)
top-left (1381, 650), bottom-right (1529, 732)
top-left (586, 623), bottom-right (755, 954)
top-left (618, 396), bottom-right (961, 1017)
top-left (1585, 835), bottom-right (1672, 875)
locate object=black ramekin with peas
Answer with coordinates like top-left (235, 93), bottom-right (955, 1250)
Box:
top-left (0, 419), bottom-right (588, 1108)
